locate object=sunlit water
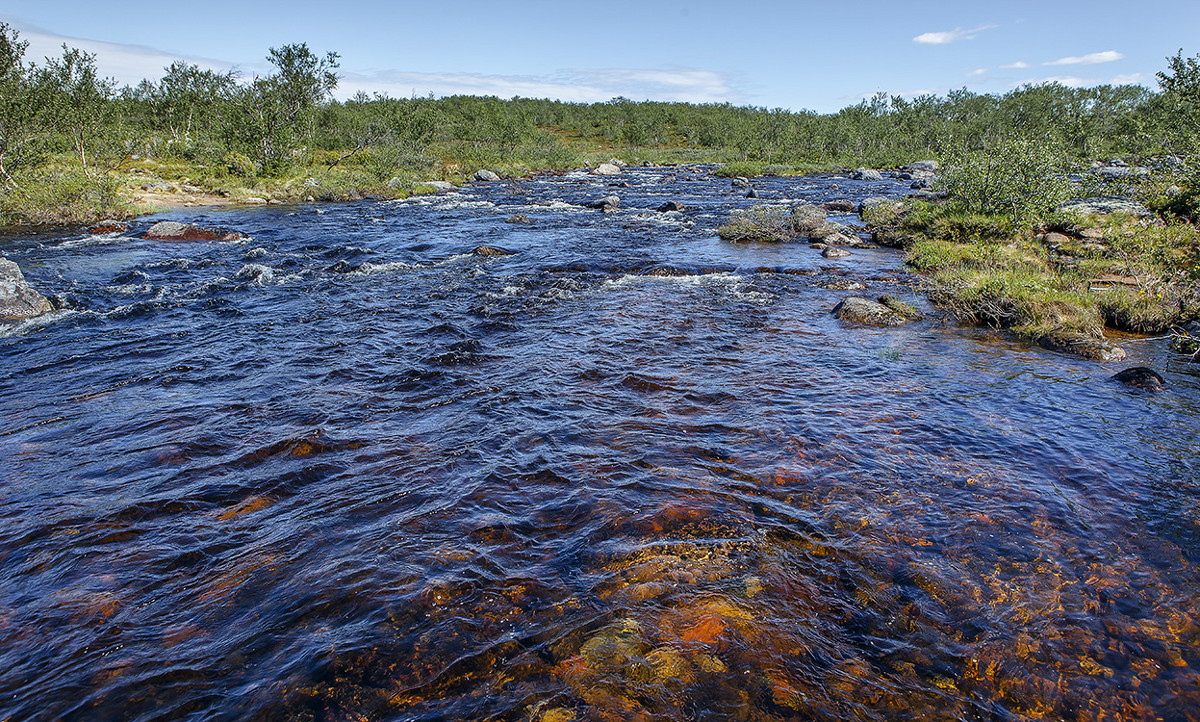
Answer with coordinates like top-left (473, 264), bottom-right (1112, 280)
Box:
top-left (2, 168), bottom-right (1198, 721)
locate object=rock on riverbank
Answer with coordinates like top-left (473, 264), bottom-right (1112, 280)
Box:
top-left (0, 258), bottom-right (52, 320)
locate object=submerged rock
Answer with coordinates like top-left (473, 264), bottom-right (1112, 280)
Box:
top-left (473, 169), bottom-right (501, 182)
top-left (824, 199), bottom-right (856, 213)
top-left (471, 245), bottom-right (516, 256)
top-left (1111, 367), bottom-right (1166, 391)
top-left (822, 246), bottom-right (851, 259)
top-left (832, 296), bottom-right (909, 326)
top-left (505, 214), bottom-right (532, 224)
top-left (0, 258), bottom-right (53, 320)
top-left (91, 219), bottom-right (130, 234)
top-left (144, 221), bottom-right (245, 241)
top-left (656, 201), bottom-right (685, 212)
top-left (1038, 334), bottom-right (1127, 362)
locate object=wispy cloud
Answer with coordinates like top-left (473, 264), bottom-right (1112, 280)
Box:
top-left (1034, 76), bottom-right (1092, 88)
top-left (1045, 50), bottom-right (1124, 66)
top-left (2, 16), bottom-right (240, 85)
top-left (1111, 73), bottom-right (1146, 85)
top-left (913, 25), bottom-right (998, 45)
top-left (340, 67), bottom-right (743, 104)
top-left (1000, 61), bottom-right (1031, 69)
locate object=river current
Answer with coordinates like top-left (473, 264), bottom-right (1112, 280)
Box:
top-left (2, 167), bottom-right (1199, 721)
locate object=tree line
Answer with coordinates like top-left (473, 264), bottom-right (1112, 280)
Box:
top-left (1, 21), bottom-right (1197, 196)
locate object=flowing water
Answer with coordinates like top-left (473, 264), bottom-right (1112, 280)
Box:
top-left (2, 168), bottom-right (1199, 721)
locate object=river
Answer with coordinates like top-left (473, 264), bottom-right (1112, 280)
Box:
top-left (2, 167), bottom-right (1198, 720)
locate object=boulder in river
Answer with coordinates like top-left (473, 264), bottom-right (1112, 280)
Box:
top-left (144, 221), bottom-right (245, 241)
top-left (474, 169), bottom-right (501, 182)
top-left (790, 204), bottom-right (827, 232)
top-left (505, 214), bottom-right (532, 224)
top-left (823, 199), bottom-right (856, 213)
top-left (471, 245), bottom-right (516, 256)
top-left (822, 246), bottom-right (851, 259)
top-left (832, 296), bottom-right (910, 326)
top-left (1110, 367), bottom-right (1166, 392)
top-left (91, 219), bottom-right (130, 234)
top-left (731, 177), bottom-right (750, 188)
top-left (0, 258), bottom-right (53, 320)
top-left (656, 201), bottom-right (685, 212)
top-left (594, 163), bottom-right (622, 176)
top-left (850, 168), bottom-right (884, 181)
top-left (585, 195), bottom-right (620, 211)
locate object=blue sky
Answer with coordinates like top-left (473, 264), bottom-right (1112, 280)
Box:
top-left (3, 1), bottom-right (1198, 112)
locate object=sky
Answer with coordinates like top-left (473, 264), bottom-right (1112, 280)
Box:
top-left (2, 0), bottom-right (1198, 113)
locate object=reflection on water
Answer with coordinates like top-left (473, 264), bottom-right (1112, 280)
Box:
top-left (1, 168), bottom-right (1198, 720)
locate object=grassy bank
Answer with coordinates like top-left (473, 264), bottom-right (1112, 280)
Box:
top-left (868, 194), bottom-right (1200, 360)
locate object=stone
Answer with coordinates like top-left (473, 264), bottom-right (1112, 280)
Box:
top-left (731, 177), bottom-right (750, 188)
top-left (90, 220), bottom-right (130, 234)
top-left (656, 201), bottom-right (685, 212)
top-left (850, 168), bottom-right (884, 181)
top-left (910, 177), bottom-right (933, 190)
top-left (824, 199), bottom-right (857, 213)
top-left (859, 196), bottom-right (903, 217)
top-left (1057, 196), bottom-right (1153, 219)
top-left (1090, 166), bottom-right (1151, 181)
top-left (908, 190), bottom-right (950, 201)
top-left (791, 204), bottom-right (827, 232)
top-left (832, 296), bottom-right (909, 326)
top-left (471, 245), bottom-right (516, 256)
top-left (906, 160), bottom-right (939, 172)
top-left (143, 221), bottom-right (245, 241)
top-left (594, 163), bottom-right (621, 176)
top-left (607, 158), bottom-right (628, 167)
top-left (585, 195), bottom-right (620, 210)
top-left (0, 258), bottom-right (53, 320)
top-left (822, 246), bottom-right (851, 259)
top-left (244, 197), bottom-right (268, 205)
top-left (745, 189), bottom-right (759, 198)
top-left (505, 214), bottom-right (532, 224)
top-left (1111, 367), bottom-right (1166, 392)
top-left (422, 180), bottom-right (457, 192)
top-left (474, 169), bottom-right (501, 182)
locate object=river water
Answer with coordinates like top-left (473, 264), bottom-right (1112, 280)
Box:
top-left (2, 167), bottom-right (1199, 721)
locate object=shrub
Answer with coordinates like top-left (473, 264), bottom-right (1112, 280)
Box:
top-left (717, 205), bottom-right (796, 242)
top-left (714, 161), bottom-right (765, 178)
top-left (1, 169), bottom-right (128, 225)
top-left (223, 151), bottom-right (257, 180)
top-left (940, 137), bottom-right (1071, 223)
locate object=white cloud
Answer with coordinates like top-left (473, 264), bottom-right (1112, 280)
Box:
top-left (1111, 73), bottom-right (1146, 85)
top-left (2, 16), bottom-right (241, 86)
top-left (1034, 76), bottom-right (1092, 88)
top-left (1045, 50), bottom-right (1124, 66)
top-left (969, 68), bottom-right (988, 77)
top-left (1000, 61), bottom-right (1031, 69)
top-left (338, 67), bottom-right (742, 104)
top-left (913, 25), bottom-right (998, 45)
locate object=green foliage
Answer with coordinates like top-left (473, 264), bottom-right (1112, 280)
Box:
top-left (223, 151), bottom-right (257, 180)
top-left (717, 205), bottom-right (796, 242)
top-left (1, 168), bottom-right (126, 225)
top-left (940, 137), bottom-right (1071, 222)
top-left (714, 161), bottom-right (765, 178)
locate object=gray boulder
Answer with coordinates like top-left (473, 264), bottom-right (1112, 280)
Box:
top-left (1090, 166), bottom-right (1151, 181)
top-left (1111, 366), bottom-right (1166, 392)
top-left (474, 169), bottom-right (501, 182)
top-left (0, 258), bottom-right (52, 320)
top-left (144, 221), bottom-right (245, 241)
top-left (731, 177), bottom-right (751, 188)
top-left (1057, 196), bottom-right (1153, 219)
top-left (832, 296), bottom-right (909, 326)
top-left (822, 246), bottom-right (852, 259)
top-left (594, 163), bottom-right (622, 176)
top-left (850, 168), bottom-right (884, 181)
top-left (422, 180), bottom-right (457, 192)
top-left (505, 214), bottom-right (532, 224)
top-left (906, 160), bottom-right (939, 172)
top-left (585, 195), bottom-right (620, 210)
top-left (790, 203), bottom-right (827, 232)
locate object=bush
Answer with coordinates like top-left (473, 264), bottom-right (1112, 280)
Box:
top-left (1, 169), bottom-right (128, 225)
top-left (940, 137), bottom-right (1071, 223)
top-left (717, 205), bottom-right (796, 242)
top-left (714, 161), bottom-right (765, 178)
top-left (223, 151), bottom-right (257, 181)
